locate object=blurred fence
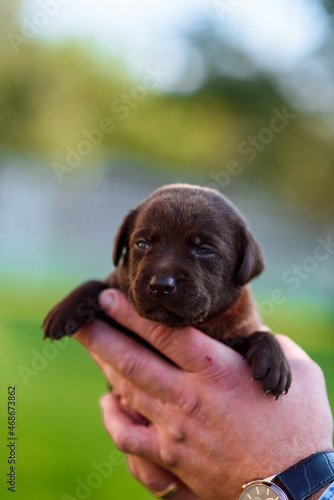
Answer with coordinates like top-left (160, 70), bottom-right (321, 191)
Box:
top-left (0, 153), bottom-right (333, 304)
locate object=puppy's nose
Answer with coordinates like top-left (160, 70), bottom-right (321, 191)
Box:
top-left (149, 275), bottom-right (176, 296)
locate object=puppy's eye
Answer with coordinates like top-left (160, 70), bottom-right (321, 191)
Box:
top-left (197, 246), bottom-right (214, 256)
top-left (136, 241), bottom-right (148, 250)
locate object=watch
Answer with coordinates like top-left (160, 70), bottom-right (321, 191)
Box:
top-left (239, 450), bottom-right (334, 500)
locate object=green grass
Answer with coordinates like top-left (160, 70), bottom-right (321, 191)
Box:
top-left (0, 278), bottom-right (152, 500)
top-left (0, 277), bottom-right (333, 500)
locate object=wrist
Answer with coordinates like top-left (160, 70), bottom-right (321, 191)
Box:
top-left (240, 451), bottom-right (334, 500)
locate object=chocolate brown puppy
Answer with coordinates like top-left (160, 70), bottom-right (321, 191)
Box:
top-left (43, 184), bottom-right (291, 397)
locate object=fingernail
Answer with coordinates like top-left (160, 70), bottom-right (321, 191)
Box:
top-left (99, 290), bottom-right (116, 311)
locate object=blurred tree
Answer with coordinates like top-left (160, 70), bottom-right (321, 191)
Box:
top-left (0, 3), bottom-right (333, 217)
top-left (0, 0), bottom-right (20, 33)
top-left (175, 20), bottom-right (334, 217)
top-left (323, 0), bottom-right (334, 14)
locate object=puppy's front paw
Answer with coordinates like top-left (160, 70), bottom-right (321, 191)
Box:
top-left (244, 331), bottom-right (292, 399)
top-left (43, 299), bottom-right (81, 340)
top-left (42, 280), bottom-right (108, 340)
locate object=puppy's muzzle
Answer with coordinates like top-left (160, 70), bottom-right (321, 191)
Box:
top-left (149, 275), bottom-right (176, 297)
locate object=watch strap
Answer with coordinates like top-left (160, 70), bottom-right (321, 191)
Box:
top-left (274, 450), bottom-right (334, 500)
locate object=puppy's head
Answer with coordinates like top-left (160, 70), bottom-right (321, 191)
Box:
top-left (113, 184), bottom-right (264, 325)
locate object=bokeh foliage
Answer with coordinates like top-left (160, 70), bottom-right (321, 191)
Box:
top-left (1, 3), bottom-right (333, 499)
top-left (1, 0), bottom-right (334, 216)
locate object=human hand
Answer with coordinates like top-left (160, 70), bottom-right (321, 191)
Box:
top-left (75, 290), bottom-right (333, 500)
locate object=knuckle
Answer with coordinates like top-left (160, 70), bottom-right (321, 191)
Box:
top-left (177, 392), bottom-right (201, 418)
top-left (299, 357), bottom-right (324, 381)
top-left (121, 379), bottom-right (135, 403)
top-left (159, 446), bottom-right (178, 467)
top-left (114, 430), bottom-right (141, 454)
top-left (115, 351), bottom-right (141, 381)
top-left (139, 471), bottom-right (164, 492)
top-left (310, 358), bottom-right (325, 377)
top-left (167, 423), bottom-right (185, 442)
top-left (113, 430), bottom-right (128, 451)
top-left (151, 401), bottom-right (168, 424)
top-left (149, 323), bottom-right (175, 351)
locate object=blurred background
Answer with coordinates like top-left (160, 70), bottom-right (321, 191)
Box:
top-left (1, 0), bottom-right (334, 498)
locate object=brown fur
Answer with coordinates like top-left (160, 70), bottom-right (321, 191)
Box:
top-left (43, 184), bottom-right (291, 397)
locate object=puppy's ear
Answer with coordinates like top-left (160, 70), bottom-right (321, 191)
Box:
top-left (237, 228), bottom-right (265, 286)
top-left (113, 209), bottom-right (138, 266)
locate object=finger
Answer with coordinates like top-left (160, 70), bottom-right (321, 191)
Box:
top-left (82, 342), bottom-right (176, 418)
top-left (88, 351), bottom-right (119, 389)
top-left (80, 347), bottom-right (129, 400)
top-left (276, 336), bottom-right (329, 396)
top-left (126, 456), bottom-right (198, 500)
top-left (87, 352), bottom-right (178, 428)
top-left (100, 392), bottom-right (161, 464)
top-left (93, 350), bottom-right (182, 430)
top-left (104, 368), bottom-right (175, 427)
top-left (88, 353), bottom-right (146, 419)
top-left (127, 455), bottom-right (176, 493)
top-left (93, 355), bottom-right (164, 426)
top-left (99, 289), bottom-right (239, 372)
top-left (76, 320), bottom-right (184, 403)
